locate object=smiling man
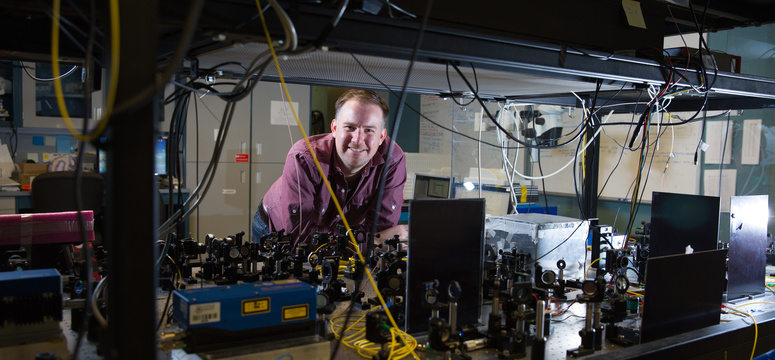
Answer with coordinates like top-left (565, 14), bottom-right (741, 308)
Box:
top-left (252, 89), bottom-right (408, 249)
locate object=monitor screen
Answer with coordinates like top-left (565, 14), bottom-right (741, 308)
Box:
top-left (97, 136), bottom-right (107, 174)
top-left (98, 149), bottom-right (106, 174)
top-left (412, 174), bottom-right (453, 200)
top-left (155, 136), bottom-right (167, 176)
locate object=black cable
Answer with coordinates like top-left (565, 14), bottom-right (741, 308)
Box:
top-left (73, 0), bottom-right (96, 358)
top-left (291, 0), bottom-right (349, 53)
top-left (63, 0), bottom-right (106, 38)
top-left (631, 140), bottom-right (660, 228)
top-left (627, 119), bottom-right (663, 240)
top-left (536, 148), bottom-right (550, 214)
top-left (532, 218), bottom-right (585, 263)
top-left (348, 53), bottom-right (526, 151)
top-left (716, 111), bottom-right (731, 197)
top-left (445, 62), bottom-right (477, 107)
top-left (72, 1), bottom-right (96, 357)
top-left (194, 90), bottom-right (201, 242)
top-left (112, 0), bottom-right (205, 118)
top-left (338, 3), bottom-right (433, 360)
top-left (688, 0), bottom-right (718, 91)
top-left (527, 106), bottom-right (551, 214)
top-left (572, 117), bottom-right (586, 218)
top-left (592, 91), bottom-right (643, 220)
top-left (156, 286), bottom-right (174, 331)
top-left (602, 105), bottom-right (728, 127)
top-left (451, 62), bottom-right (596, 151)
top-left (694, 93), bottom-right (711, 164)
top-left (449, 63), bottom-right (529, 147)
top-left (33, 0), bottom-right (106, 68)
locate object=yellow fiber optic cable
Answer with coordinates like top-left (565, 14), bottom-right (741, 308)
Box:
top-left (52, 0), bottom-right (120, 142)
top-left (585, 258), bottom-right (601, 279)
top-left (726, 306), bottom-right (758, 360)
top-left (253, 2), bottom-right (416, 357)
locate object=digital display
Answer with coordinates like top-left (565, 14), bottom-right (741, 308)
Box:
top-left (412, 174), bottom-right (453, 200)
top-left (427, 179), bottom-right (450, 198)
top-left (98, 149), bottom-right (106, 174)
top-left (97, 136), bottom-right (107, 174)
top-left (155, 137), bottom-right (167, 176)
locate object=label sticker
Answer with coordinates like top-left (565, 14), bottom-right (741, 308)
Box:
top-left (189, 302), bottom-right (221, 325)
top-left (242, 298), bottom-right (270, 316)
top-left (282, 304), bottom-right (309, 322)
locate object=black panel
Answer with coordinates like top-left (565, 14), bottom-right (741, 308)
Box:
top-left (649, 192), bottom-right (720, 258)
top-left (641, 249), bottom-right (727, 344)
top-left (405, 198), bottom-right (485, 334)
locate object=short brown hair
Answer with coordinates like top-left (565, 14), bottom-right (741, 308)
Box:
top-left (334, 89), bottom-right (389, 128)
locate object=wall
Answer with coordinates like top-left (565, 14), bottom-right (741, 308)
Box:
top-left (184, 81), bottom-right (308, 242)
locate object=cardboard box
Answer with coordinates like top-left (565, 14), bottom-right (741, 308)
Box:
top-left (17, 162), bottom-right (48, 190)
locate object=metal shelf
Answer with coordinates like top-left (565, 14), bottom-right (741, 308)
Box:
top-left (174, 1), bottom-right (775, 111)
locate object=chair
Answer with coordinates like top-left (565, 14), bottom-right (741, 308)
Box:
top-left (31, 171), bottom-right (105, 245)
top-left (28, 171), bottom-right (105, 273)
top-left (31, 171), bottom-right (105, 215)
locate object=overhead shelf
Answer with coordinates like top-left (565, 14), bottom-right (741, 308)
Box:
top-left (179, 1), bottom-right (775, 112)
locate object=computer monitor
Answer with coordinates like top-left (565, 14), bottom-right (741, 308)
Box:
top-left (154, 136), bottom-right (167, 176)
top-left (412, 174), bottom-right (453, 200)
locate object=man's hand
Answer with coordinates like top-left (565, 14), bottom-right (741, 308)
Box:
top-left (372, 225), bottom-right (409, 249)
top-left (376, 224), bottom-right (408, 241)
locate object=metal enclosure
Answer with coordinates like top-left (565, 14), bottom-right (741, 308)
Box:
top-left (728, 195), bottom-right (769, 300)
top-left (484, 213), bottom-right (589, 280)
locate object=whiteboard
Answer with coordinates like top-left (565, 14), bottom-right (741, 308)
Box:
top-left (419, 95), bottom-right (453, 154)
top-left (419, 96), bottom-right (506, 181)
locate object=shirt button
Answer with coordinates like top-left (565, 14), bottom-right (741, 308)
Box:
top-left (321, 208), bottom-right (325, 213)
top-left (392, 205), bottom-right (396, 210)
top-left (292, 209), bottom-right (297, 214)
top-left (336, 215), bottom-right (340, 218)
top-left (341, 189), bottom-right (345, 193)
top-left (365, 200), bottom-right (368, 204)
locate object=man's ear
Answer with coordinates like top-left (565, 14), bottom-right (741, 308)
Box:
top-left (330, 118), bottom-right (337, 133)
top-left (379, 127), bottom-right (387, 144)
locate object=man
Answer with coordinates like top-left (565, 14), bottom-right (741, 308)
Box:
top-left (252, 89), bottom-right (408, 250)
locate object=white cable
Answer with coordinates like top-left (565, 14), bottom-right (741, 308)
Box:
top-left (503, 104), bottom-right (523, 211)
top-left (91, 276), bottom-right (108, 327)
top-left (510, 110), bottom-right (614, 180)
top-left (19, 61), bottom-right (78, 82)
top-left (278, 83), bottom-right (302, 230)
top-left (477, 106), bottom-right (483, 198)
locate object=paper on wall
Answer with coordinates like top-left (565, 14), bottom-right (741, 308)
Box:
top-left (703, 168), bottom-right (737, 212)
top-left (741, 119), bottom-right (762, 165)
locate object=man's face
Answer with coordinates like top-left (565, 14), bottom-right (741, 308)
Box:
top-left (330, 100), bottom-right (387, 177)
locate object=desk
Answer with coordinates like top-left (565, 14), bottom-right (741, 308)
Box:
top-left (0, 191), bottom-right (31, 214)
top-left (41, 266), bottom-right (775, 360)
